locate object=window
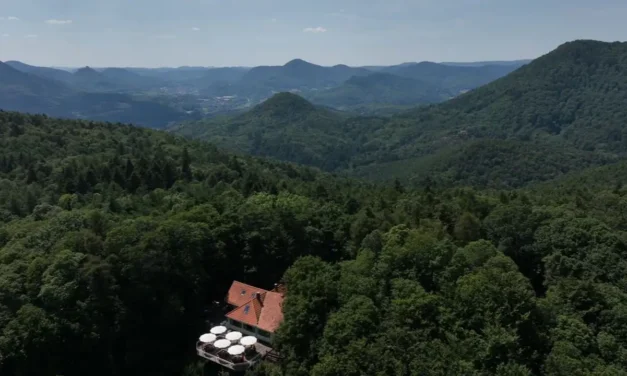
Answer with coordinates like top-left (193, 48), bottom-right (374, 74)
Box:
top-left (243, 324), bottom-right (255, 332)
top-left (257, 329), bottom-right (271, 338)
top-left (229, 319), bottom-right (242, 328)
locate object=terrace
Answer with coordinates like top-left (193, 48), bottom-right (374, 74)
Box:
top-left (195, 326), bottom-right (276, 372)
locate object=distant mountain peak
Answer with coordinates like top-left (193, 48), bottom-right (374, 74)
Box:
top-left (74, 66), bottom-right (100, 76)
top-left (284, 59), bottom-right (316, 68)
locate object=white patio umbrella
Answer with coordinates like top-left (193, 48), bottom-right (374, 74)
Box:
top-left (227, 345), bottom-right (245, 356)
top-left (210, 326), bottom-right (227, 335)
top-left (240, 336), bottom-right (258, 346)
top-left (226, 331), bottom-right (242, 342)
top-left (199, 333), bottom-right (217, 343)
top-left (214, 339), bottom-right (231, 349)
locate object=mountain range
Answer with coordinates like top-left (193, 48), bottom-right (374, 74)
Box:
top-left (1, 57), bottom-right (527, 124)
top-left (0, 61), bottom-right (190, 128)
top-left (174, 40), bottom-right (627, 188)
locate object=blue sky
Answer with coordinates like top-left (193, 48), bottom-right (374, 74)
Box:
top-left (0, 0), bottom-right (626, 67)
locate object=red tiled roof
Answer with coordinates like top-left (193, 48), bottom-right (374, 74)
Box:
top-left (257, 291), bottom-right (284, 333)
top-left (227, 281), bottom-right (270, 307)
top-left (225, 281), bottom-right (285, 333)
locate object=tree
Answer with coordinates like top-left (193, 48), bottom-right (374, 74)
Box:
top-left (182, 147), bottom-right (192, 181)
top-left (453, 212), bottom-right (481, 243)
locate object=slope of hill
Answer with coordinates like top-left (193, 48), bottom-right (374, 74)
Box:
top-left (4, 110), bottom-right (627, 376)
top-left (382, 61), bottom-right (522, 94)
top-left (0, 61), bottom-right (72, 113)
top-left (307, 72), bottom-right (445, 110)
top-left (440, 59), bottom-right (532, 67)
top-left (352, 139), bottom-right (617, 188)
top-left (5, 60), bottom-right (75, 83)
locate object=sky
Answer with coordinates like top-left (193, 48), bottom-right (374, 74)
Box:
top-left (0, 0), bottom-right (626, 67)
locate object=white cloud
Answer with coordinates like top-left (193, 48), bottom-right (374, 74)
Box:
top-left (157, 34), bottom-right (176, 39)
top-left (1, 16), bottom-right (20, 21)
top-left (1, 34), bottom-right (9, 37)
top-left (303, 26), bottom-right (327, 33)
top-left (24, 34), bottom-right (38, 39)
top-left (45, 19), bottom-right (72, 25)
top-left (191, 27), bottom-right (200, 31)
top-left (271, 18), bottom-right (277, 23)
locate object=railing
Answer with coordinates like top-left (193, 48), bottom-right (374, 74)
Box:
top-left (196, 342), bottom-right (263, 372)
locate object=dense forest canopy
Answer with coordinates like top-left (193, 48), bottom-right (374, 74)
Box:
top-left (0, 110), bottom-right (380, 375)
top-left (2, 103), bottom-right (627, 375)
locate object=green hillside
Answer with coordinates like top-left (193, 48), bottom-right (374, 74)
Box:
top-left (374, 40), bottom-right (627, 160)
top-left (352, 139), bottom-right (617, 188)
top-left (4, 110), bottom-right (627, 376)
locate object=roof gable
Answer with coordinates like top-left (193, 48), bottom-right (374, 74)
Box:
top-left (226, 297), bottom-right (263, 327)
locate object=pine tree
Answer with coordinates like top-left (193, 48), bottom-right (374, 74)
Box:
top-left (129, 172), bottom-right (141, 193)
top-left (26, 167), bottom-right (38, 184)
top-left (181, 148), bottom-right (192, 181)
top-left (125, 158), bottom-right (135, 180)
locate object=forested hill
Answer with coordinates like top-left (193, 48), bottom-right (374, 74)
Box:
top-left (172, 93), bottom-right (378, 170)
top-left (5, 110), bottom-right (627, 376)
top-left (348, 40), bottom-right (627, 185)
top-left (379, 40), bottom-right (627, 157)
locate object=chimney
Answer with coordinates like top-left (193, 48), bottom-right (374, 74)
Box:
top-left (253, 291), bottom-right (265, 305)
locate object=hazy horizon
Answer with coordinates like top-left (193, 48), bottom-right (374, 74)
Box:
top-left (1, 0), bottom-right (626, 67)
top-left (1, 57), bottom-right (534, 70)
